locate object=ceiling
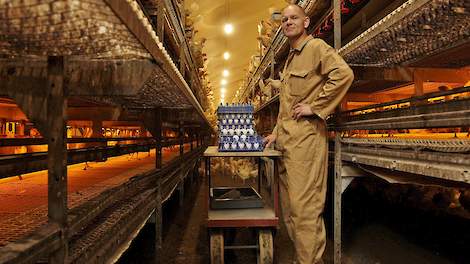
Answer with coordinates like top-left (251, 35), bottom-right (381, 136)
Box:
top-left (185, 0), bottom-right (287, 106)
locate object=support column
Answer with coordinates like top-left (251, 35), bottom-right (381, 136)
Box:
top-left (47, 56), bottom-right (68, 264)
top-left (179, 121), bottom-right (184, 156)
top-left (178, 179), bottom-right (184, 207)
top-left (333, 1), bottom-right (342, 263)
top-left (414, 71), bottom-right (424, 96)
top-left (156, 0), bottom-right (165, 43)
top-left (154, 107), bottom-right (163, 264)
top-left (155, 108), bottom-right (163, 169)
top-left (190, 129), bottom-right (194, 151)
top-left (334, 133), bottom-right (342, 264)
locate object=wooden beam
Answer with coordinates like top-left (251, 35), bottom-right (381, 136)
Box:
top-left (46, 56), bottom-right (68, 263)
top-left (67, 107), bottom-right (122, 120)
top-left (0, 59), bottom-right (157, 97)
top-left (353, 66), bottom-right (470, 83)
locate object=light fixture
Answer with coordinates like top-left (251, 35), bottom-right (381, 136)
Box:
top-left (221, 87), bottom-right (226, 94)
top-left (223, 52), bottom-right (230, 60)
top-left (222, 69), bottom-right (229, 77)
top-left (221, 79), bottom-right (227, 85)
top-left (224, 23), bottom-right (234, 35)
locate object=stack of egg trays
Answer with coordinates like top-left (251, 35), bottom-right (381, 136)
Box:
top-left (217, 103), bottom-right (264, 152)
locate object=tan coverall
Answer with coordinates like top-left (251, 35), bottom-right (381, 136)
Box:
top-left (272, 35), bottom-right (353, 264)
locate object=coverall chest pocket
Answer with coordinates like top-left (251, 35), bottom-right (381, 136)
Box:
top-left (288, 70), bottom-right (309, 96)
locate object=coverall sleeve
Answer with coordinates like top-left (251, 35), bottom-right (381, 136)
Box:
top-left (271, 123), bottom-right (278, 137)
top-left (310, 39), bottom-right (354, 120)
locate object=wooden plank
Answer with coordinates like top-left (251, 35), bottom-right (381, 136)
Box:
top-left (46, 56), bottom-right (68, 264)
top-left (207, 219), bottom-right (279, 228)
top-left (203, 146), bottom-right (282, 157)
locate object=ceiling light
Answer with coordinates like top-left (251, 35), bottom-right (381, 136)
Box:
top-left (223, 52), bottom-right (230, 60)
top-left (221, 87), bottom-right (226, 94)
top-left (221, 79), bottom-right (227, 85)
top-left (224, 23), bottom-right (234, 34)
top-left (222, 69), bottom-right (229, 77)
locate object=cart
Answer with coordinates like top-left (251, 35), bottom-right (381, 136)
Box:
top-left (203, 146), bottom-right (282, 264)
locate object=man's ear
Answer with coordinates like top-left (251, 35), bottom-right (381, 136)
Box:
top-left (304, 16), bottom-right (310, 29)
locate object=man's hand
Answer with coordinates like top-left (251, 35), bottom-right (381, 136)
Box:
top-left (292, 103), bottom-right (314, 120)
top-left (263, 134), bottom-right (277, 148)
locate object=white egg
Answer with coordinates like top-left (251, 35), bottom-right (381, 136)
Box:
top-left (231, 142), bottom-right (238, 150)
top-left (241, 135), bottom-right (247, 141)
top-left (245, 142), bottom-right (252, 150)
top-left (233, 135), bottom-right (240, 141)
top-left (254, 142), bottom-right (260, 150)
top-left (238, 141), bottom-right (245, 150)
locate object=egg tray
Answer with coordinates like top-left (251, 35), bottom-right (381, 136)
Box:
top-left (210, 187), bottom-right (264, 209)
top-left (217, 147), bottom-right (264, 152)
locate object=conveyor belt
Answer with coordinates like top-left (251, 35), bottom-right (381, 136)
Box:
top-left (342, 137), bottom-right (470, 153)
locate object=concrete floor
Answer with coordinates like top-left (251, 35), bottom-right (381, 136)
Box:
top-left (119, 167), bottom-right (469, 264)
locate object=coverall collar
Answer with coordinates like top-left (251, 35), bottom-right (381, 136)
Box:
top-left (290, 34), bottom-right (314, 53)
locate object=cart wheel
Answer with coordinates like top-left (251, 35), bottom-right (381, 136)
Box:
top-left (210, 230), bottom-right (224, 264)
top-left (257, 229), bottom-right (273, 264)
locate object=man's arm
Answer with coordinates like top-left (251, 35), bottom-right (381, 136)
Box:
top-left (309, 39), bottom-right (353, 120)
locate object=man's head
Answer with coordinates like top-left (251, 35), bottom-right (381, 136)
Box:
top-left (281, 4), bottom-right (310, 39)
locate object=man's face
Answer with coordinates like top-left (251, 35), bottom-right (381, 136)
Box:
top-left (281, 6), bottom-right (309, 39)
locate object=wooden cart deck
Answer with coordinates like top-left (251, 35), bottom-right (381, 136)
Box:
top-left (203, 146), bottom-right (282, 157)
top-left (208, 207), bottom-right (278, 228)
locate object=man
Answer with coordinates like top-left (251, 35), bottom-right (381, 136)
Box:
top-left (263, 4), bottom-right (353, 264)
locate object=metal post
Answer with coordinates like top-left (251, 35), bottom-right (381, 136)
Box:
top-left (333, 1), bottom-right (342, 263)
top-left (47, 56), bottom-right (68, 264)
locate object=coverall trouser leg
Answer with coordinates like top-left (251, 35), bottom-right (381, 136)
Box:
top-left (279, 135), bottom-right (328, 264)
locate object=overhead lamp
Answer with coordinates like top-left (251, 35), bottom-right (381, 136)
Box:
top-left (223, 52), bottom-right (230, 60)
top-left (221, 87), bottom-right (226, 94)
top-left (224, 23), bottom-right (234, 34)
top-left (222, 69), bottom-right (229, 77)
top-left (221, 79), bottom-right (227, 85)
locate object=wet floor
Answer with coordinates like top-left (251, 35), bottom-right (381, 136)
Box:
top-left (119, 171), bottom-right (469, 264)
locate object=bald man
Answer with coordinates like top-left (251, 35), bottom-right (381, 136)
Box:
top-left (264, 4), bottom-right (353, 264)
